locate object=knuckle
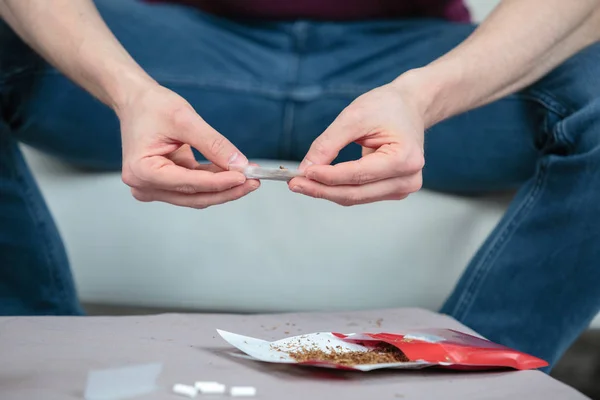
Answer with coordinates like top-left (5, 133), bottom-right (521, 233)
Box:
top-left (171, 105), bottom-right (195, 128)
top-left (192, 200), bottom-right (209, 210)
top-left (340, 191), bottom-right (362, 207)
top-left (121, 169), bottom-right (137, 187)
top-left (314, 171), bottom-right (334, 185)
top-left (397, 174), bottom-right (422, 194)
top-left (391, 193), bottom-right (409, 201)
top-left (311, 189), bottom-right (326, 200)
top-left (210, 179), bottom-right (229, 192)
top-left (340, 106), bottom-right (364, 125)
top-left (407, 153), bottom-right (426, 172)
top-left (338, 198), bottom-right (357, 207)
top-left (131, 188), bottom-right (152, 202)
top-left (311, 140), bottom-right (330, 159)
top-left (387, 151), bottom-right (407, 175)
top-left (209, 136), bottom-right (227, 157)
top-left (350, 168), bottom-right (370, 185)
top-left (409, 174), bottom-right (423, 192)
top-left (175, 184), bottom-right (197, 194)
top-left (205, 178), bottom-right (228, 193)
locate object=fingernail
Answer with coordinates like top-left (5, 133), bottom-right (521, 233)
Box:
top-left (299, 159), bottom-right (313, 171)
top-left (250, 181), bottom-right (260, 191)
top-left (228, 152), bottom-right (248, 167)
top-left (291, 185), bottom-right (303, 193)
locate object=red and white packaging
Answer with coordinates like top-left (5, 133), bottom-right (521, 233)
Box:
top-left (217, 328), bottom-right (548, 371)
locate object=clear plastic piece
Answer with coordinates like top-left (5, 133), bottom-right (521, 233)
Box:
top-left (231, 165), bottom-right (304, 181)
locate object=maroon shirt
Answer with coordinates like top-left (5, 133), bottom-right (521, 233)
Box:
top-left (145, 0), bottom-right (471, 22)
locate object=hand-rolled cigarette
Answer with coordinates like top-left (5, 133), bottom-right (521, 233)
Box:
top-left (231, 165), bottom-right (304, 181)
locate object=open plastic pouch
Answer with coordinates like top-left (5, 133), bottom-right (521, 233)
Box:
top-left (217, 328), bottom-right (548, 371)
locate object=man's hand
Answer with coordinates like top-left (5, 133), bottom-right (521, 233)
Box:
top-left (119, 84), bottom-right (259, 209)
top-left (288, 83), bottom-right (425, 206)
top-left (1, 0), bottom-right (259, 209)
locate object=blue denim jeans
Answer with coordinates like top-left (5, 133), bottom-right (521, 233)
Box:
top-left (1, 0), bottom-right (599, 370)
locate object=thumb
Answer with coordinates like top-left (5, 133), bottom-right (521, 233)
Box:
top-left (176, 108), bottom-right (248, 170)
top-left (299, 111), bottom-right (362, 170)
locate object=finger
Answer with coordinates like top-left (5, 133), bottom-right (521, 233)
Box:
top-left (168, 144), bottom-right (202, 170)
top-left (305, 146), bottom-right (424, 186)
top-left (288, 174), bottom-right (421, 206)
top-left (129, 156), bottom-right (246, 193)
top-left (131, 179), bottom-right (260, 209)
top-left (362, 146), bottom-right (375, 157)
top-left (169, 147), bottom-right (230, 173)
top-left (299, 109), bottom-right (364, 170)
top-left (194, 163), bottom-right (225, 173)
top-left (167, 145), bottom-right (227, 173)
top-left (173, 107), bottom-right (248, 169)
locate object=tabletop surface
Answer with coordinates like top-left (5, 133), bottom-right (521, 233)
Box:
top-left (0, 308), bottom-right (588, 400)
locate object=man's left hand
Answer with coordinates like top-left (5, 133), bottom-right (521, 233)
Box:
top-left (288, 82), bottom-right (426, 206)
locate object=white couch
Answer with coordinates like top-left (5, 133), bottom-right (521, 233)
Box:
top-left (22, 147), bottom-right (600, 328)
top-left (19, 0), bottom-right (600, 328)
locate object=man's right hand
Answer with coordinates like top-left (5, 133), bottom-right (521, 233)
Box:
top-left (1, 1), bottom-right (258, 209)
top-left (118, 84), bottom-right (259, 209)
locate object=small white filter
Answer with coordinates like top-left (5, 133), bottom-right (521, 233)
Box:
top-left (230, 386), bottom-right (257, 397)
top-left (195, 381), bottom-right (226, 394)
top-left (172, 383), bottom-right (198, 398)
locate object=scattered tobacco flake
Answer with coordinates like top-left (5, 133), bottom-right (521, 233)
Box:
top-left (375, 318), bottom-right (383, 328)
top-left (279, 165), bottom-right (287, 170)
top-left (284, 331), bottom-right (290, 334)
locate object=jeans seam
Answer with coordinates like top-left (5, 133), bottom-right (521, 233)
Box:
top-left (524, 89), bottom-right (576, 152)
top-left (447, 89), bottom-right (565, 320)
top-left (522, 90), bottom-right (572, 117)
top-left (451, 158), bottom-right (549, 320)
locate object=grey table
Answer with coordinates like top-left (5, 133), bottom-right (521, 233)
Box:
top-left (0, 308), bottom-right (588, 399)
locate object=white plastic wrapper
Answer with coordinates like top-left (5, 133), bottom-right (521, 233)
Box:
top-left (217, 330), bottom-right (432, 371)
top-left (230, 166), bottom-right (304, 181)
